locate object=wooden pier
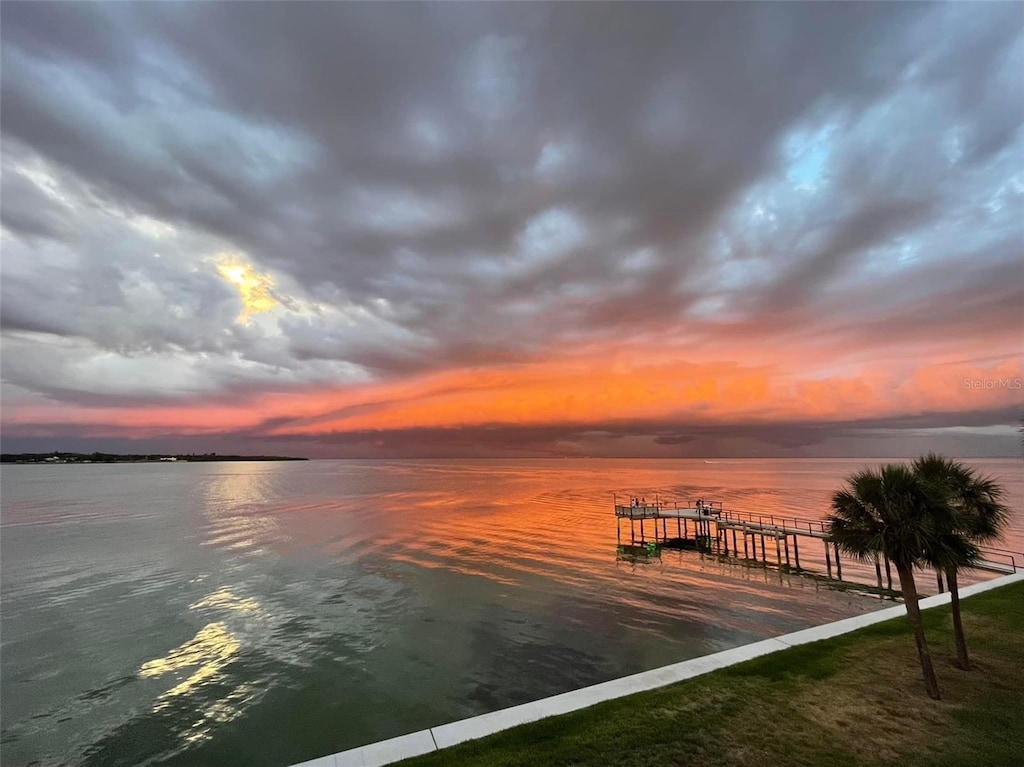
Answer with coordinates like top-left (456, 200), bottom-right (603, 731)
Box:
top-left (615, 498), bottom-right (1020, 589)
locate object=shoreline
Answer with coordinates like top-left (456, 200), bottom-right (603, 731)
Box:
top-left (290, 571), bottom-right (1024, 767)
top-left (0, 453), bottom-right (308, 464)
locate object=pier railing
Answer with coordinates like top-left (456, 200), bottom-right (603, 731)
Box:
top-left (976, 546), bottom-right (1023, 574)
top-left (614, 504), bottom-right (661, 519)
top-left (614, 501), bottom-right (827, 536)
top-left (715, 509), bottom-right (827, 537)
top-left (614, 497), bottom-right (1023, 578)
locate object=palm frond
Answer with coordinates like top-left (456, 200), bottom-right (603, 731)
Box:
top-left (912, 454), bottom-right (1011, 554)
top-left (826, 463), bottom-right (940, 567)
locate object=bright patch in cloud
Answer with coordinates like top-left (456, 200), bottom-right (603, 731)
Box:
top-left (215, 255), bottom-right (277, 322)
top-left (518, 208), bottom-right (587, 264)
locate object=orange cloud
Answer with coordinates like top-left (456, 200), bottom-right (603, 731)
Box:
top-left (4, 346), bottom-right (1021, 442)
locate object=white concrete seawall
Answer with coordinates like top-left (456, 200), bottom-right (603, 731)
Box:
top-left (291, 571), bottom-right (1024, 767)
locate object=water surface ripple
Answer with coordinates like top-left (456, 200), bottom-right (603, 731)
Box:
top-left (2, 458), bottom-right (1021, 766)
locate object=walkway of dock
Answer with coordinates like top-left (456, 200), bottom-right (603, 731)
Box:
top-left (617, 500), bottom-right (864, 584)
top-left (614, 500), bottom-right (1020, 589)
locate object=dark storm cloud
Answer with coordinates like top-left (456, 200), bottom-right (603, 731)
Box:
top-left (227, 405), bottom-right (1024, 457)
top-left (2, 404), bottom-right (1019, 459)
top-left (1, 2), bottom-right (131, 76)
top-left (1, 2), bottom-right (1021, 448)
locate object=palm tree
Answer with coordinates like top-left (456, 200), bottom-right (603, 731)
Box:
top-left (913, 454), bottom-right (1010, 670)
top-left (920, 529), bottom-right (981, 669)
top-left (827, 464), bottom-right (952, 700)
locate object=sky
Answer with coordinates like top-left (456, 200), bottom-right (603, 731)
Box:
top-left (1, 2), bottom-right (1022, 458)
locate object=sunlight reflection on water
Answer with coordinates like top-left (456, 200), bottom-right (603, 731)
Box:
top-left (1, 458), bottom-right (1020, 766)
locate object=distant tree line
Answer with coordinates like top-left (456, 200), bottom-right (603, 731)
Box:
top-left (0, 452), bottom-right (308, 463)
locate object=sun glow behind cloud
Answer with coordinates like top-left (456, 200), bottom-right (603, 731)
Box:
top-left (215, 255), bottom-right (277, 322)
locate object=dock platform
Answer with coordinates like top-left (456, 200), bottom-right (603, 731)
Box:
top-left (614, 497), bottom-right (1020, 590)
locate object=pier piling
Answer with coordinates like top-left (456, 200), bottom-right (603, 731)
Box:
top-left (612, 500), bottom-right (914, 586)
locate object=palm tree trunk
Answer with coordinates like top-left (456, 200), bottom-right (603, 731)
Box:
top-left (896, 561), bottom-right (942, 700)
top-left (946, 566), bottom-right (970, 670)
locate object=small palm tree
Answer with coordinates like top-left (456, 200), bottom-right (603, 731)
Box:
top-left (827, 464), bottom-right (952, 700)
top-left (913, 454), bottom-right (1010, 670)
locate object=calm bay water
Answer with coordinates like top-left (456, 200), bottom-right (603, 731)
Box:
top-left (2, 458), bottom-right (1022, 767)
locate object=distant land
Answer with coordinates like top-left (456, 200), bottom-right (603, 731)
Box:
top-left (1, 452), bottom-right (308, 464)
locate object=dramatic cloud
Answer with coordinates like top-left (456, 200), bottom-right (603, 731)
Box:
top-left (1, 3), bottom-right (1022, 456)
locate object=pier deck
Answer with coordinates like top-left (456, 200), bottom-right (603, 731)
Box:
top-left (614, 499), bottom-right (1020, 587)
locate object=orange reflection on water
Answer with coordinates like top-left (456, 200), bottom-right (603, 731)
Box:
top-left (348, 469), bottom-right (658, 595)
top-left (301, 459), bottom-right (975, 609)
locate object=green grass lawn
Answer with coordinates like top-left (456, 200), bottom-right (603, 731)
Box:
top-left (401, 582), bottom-right (1024, 766)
